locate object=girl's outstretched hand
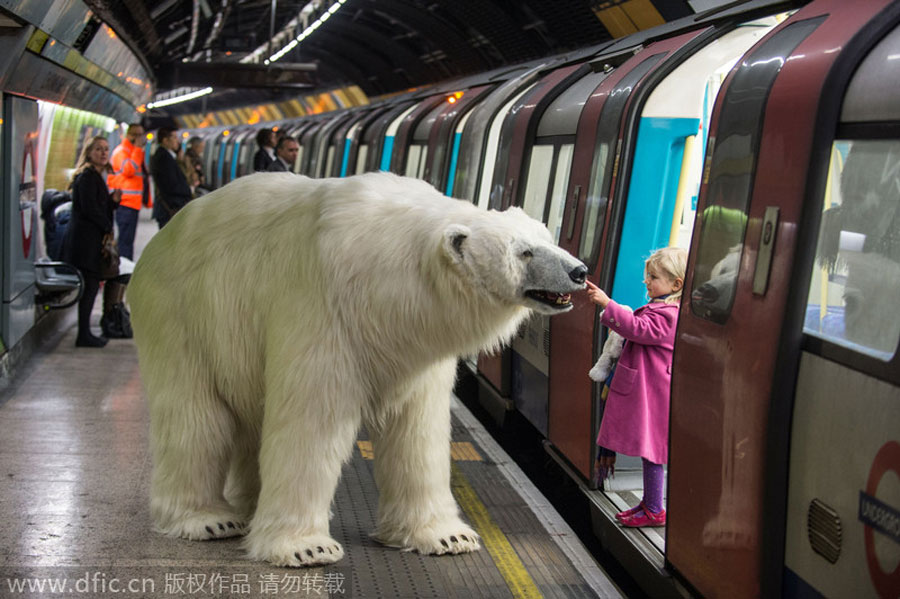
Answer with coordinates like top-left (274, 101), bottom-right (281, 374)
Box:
top-left (585, 280), bottom-right (611, 308)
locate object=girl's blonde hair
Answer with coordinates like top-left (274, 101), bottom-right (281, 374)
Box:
top-left (69, 136), bottom-right (111, 189)
top-left (645, 247), bottom-right (688, 304)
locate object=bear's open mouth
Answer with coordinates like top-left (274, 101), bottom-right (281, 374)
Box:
top-left (525, 290), bottom-right (572, 309)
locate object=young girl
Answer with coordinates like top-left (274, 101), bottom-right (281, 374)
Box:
top-left (584, 247), bottom-right (687, 527)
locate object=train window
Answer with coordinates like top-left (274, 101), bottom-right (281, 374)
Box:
top-left (522, 146), bottom-right (554, 221)
top-left (804, 139), bottom-right (900, 361)
top-left (325, 145), bottom-right (336, 177)
top-left (547, 144), bottom-right (574, 243)
top-left (406, 144), bottom-right (427, 178)
top-left (295, 146), bottom-right (304, 174)
top-left (356, 145), bottom-right (369, 175)
top-left (578, 142), bottom-right (610, 261)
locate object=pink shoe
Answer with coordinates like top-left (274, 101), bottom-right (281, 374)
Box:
top-left (621, 507), bottom-right (666, 527)
top-left (615, 501), bottom-right (644, 522)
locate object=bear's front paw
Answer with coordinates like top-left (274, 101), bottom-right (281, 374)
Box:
top-left (379, 519), bottom-right (481, 556)
top-left (158, 511), bottom-right (248, 541)
top-left (246, 533), bottom-right (345, 568)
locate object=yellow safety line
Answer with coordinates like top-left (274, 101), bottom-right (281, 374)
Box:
top-left (451, 462), bottom-right (543, 599)
top-left (357, 440), bottom-right (483, 461)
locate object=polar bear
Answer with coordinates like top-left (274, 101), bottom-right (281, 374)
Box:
top-left (129, 171), bottom-right (587, 567)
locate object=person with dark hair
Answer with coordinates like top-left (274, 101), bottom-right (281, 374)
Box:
top-left (253, 128), bottom-right (276, 172)
top-left (63, 136), bottom-right (121, 347)
top-left (108, 123), bottom-right (146, 260)
top-left (267, 136), bottom-right (300, 173)
top-left (150, 127), bottom-right (193, 229)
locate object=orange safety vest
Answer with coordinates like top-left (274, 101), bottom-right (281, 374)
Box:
top-left (108, 138), bottom-right (147, 210)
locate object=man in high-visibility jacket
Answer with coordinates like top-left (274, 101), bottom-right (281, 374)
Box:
top-left (108, 123), bottom-right (148, 260)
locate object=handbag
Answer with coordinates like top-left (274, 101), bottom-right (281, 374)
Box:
top-left (100, 232), bottom-right (120, 279)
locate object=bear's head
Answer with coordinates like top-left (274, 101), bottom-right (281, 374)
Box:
top-left (442, 207), bottom-right (587, 315)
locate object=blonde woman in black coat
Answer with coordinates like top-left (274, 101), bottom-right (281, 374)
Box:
top-left (63, 136), bottom-right (121, 347)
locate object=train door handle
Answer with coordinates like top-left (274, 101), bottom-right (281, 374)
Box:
top-left (752, 206), bottom-right (779, 296)
top-left (566, 185), bottom-right (581, 241)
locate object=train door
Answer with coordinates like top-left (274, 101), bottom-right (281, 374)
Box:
top-left (509, 69), bottom-right (609, 437)
top-left (375, 102), bottom-right (419, 172)
top-left (214, 130), bottom-right (232, 189)
top-left (450, 63), bottom-right (546, 203)
top-left (0, 94), bottom-right (39, 351)
top-left (474, 64), bottom-right (586, 417)
top-left (288, 121), bottom-right (314, 174)
top-left (537, 30), bottom-right (709, 488)
top-left (338, 108), bottom-right (380, 177)
top-left (668, 2), bottom-right (897, 597)
top-left (388, 96), bottom-right (444, 176)
top-left (298, 119), bottom-right (325, 176)
top-left (228, 129), bottom-right (252, 182)
top-left (469, 83), bottom-right (536, 209)
top-left (405, 100), bottom-right (448, 179)
top-left (323, 111), bottom-right (363, 178)
top-left (310, 113), bottom-right (350, 178)
top-left (201, 131), bottom-right (217, 184)
top-left (232, 129), bottom-right (253, 179)
top-left (342, 105), bottom-right (390, 177)
top-left (489, 64), bottom-right (586, 212)
top-left (422, 85), bottom-right (490, 192)
top-left (220, 131), bottom-right (238, 185)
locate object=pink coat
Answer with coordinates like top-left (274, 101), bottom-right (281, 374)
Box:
top-left (596, 300), bottom-right (678, 464)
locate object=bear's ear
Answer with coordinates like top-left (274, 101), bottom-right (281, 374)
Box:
top-left (442, 224), bottom-right (471, 265)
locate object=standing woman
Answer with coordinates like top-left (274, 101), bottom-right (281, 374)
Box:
top-left (63, 136), bottom-right (121, 347)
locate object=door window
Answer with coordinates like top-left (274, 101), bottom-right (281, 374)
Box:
top-left (548, 144), bottom-right (574, 243)
top-left (522, 145), bottom-right (554, 221)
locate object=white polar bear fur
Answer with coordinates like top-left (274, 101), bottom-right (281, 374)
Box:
top-left (129, 171), bottom-right (585, 567)
top-left (588, 305), bottom-right (633, 382)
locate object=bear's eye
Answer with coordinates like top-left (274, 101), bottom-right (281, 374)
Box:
top-left (521, 250), bottom-right (533, 259)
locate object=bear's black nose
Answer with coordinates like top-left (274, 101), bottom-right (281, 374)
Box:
top-left (569, 265), bottom-right (588, 285)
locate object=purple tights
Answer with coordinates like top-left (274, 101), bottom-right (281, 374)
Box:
top-left (642, 458), bottom-right (665, 514)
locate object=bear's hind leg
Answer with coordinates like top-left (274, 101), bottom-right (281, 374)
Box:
top-left (370, 359), bottom-right (480, 556)
top-left (147, 372), bottom-right (247, 541)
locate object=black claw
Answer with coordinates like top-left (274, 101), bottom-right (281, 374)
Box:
top-left (317, 546), bottom-right (324, 553)
top-left (461, 535), bottom-right (469, 542)
top-left (227, 521), bottom-right (235, 529)
top-left (450, 535), bottom-right (458, 543)
top-left (440, 539), bottom-right (449, 548)
top-left (205, 525), bottom-right (215, 535)
top-left (328, 547), bottom-right (333, 554)
top-left (306, 549), bottom-right (314, 558)
top-left (295, 552), bottom-right (303, 562)
top-left (218, 523), bottom-right (225, 531)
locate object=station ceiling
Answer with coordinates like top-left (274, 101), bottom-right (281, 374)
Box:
top-left (84, 0), bottom-right (698, 115)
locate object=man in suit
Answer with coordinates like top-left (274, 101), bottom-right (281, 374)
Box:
top-left (253, 128), bottom-right (276, 172)
top-left (267, 137), bottom-right (300, 173)
top-left (150, 127), bottom-right (193, 229)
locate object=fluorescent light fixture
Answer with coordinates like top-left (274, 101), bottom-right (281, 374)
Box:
top-left (147, 87), bottom-right (214, 109)
top-left (266, 0), bottom-right (348, 63)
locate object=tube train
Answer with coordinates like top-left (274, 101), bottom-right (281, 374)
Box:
top-left (2, 0), bottom-right (897, 597)
top-left (175, 2), bottom-right (900, 596)
top-left (171, 1), bottom-right (900, 597)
